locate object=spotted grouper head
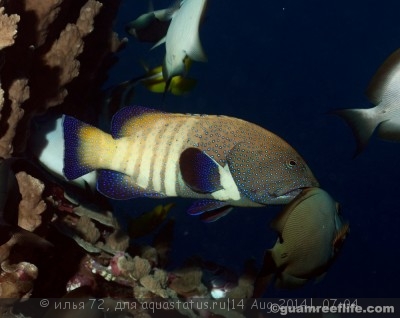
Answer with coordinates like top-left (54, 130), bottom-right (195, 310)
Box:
top-left (226, 141), bottom-right (318, 205)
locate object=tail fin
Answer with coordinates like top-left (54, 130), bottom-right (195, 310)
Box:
top-left (63, 116), bottom-right (107, 180)
top-left (331, 108), bottom-right (379, 156)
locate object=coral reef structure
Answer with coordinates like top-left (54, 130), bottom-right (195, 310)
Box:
top-left (0, 0), bottom-right (124, 158)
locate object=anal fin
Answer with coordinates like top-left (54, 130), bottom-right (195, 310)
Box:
top-left (97, 170), bottom-right (166, 200)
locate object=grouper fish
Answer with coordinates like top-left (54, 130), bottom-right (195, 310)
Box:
top-left (63, 106), bottom-right (318, 221)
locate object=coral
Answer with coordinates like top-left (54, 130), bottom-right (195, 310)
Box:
top-left (74, 215), bottom-right (100, 244)
top-left (0, 260), bottom-right (38, 297)
top-left (0, 0), bottom-right (125, 158)
top-left (42, 0), bottom-right (103, 108)
top-left (22, 0), bottom-right (62, 48)
top-left (16, 172), bottom-right (46, 232)
top-left (225, 275), bottom-right (254, 299)
top-left (66, 255), bottom-right (97, 292)
top-left (139, 269), bottom-right (170, 298)
top-left (226, 260), bottom-right (257, 299)
top-left (0, 79), bottom-right (26, 159)
top-left (104, 230), bottom-right (130, 252)
top-left (140, 245), bottom-right (159, 266)
top-left (0, 6), bottom-right (19, 50)
top-left (169, 267), bottom-right (208, 298)
top-left (130, 255), bottom-right (152, 280)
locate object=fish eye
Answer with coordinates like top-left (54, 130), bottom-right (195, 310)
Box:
top-left (286, 159), bottom-right (297, 168)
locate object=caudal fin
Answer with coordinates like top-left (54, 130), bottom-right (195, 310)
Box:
top-left (331, 108), bottom-right (379, 156)
top-left (63, 115), bottom-right (108, 180)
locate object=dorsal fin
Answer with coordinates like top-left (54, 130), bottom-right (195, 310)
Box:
top-left (111, 106), bottom-right (164, 138)
top-left (151, 36), bottom-right (166, 50)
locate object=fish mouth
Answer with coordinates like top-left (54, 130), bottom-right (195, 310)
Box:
top-left (269, 188), bottom-right (303, 204)
top-left (277, 188), bottom-right (302, 199)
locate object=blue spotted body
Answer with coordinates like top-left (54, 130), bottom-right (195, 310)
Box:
top-left (63, 106), bottom-right (318, 221)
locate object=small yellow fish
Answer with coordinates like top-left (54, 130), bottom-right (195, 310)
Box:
top-left (140, 59), bottom-right (196, 95)
top-left (109, 59), bottom-right (196, 106)
top-left (63, 106), bottom-right (318, 221)
top-left (334, 48), bottom-right (400, 155)
top-left (254, 187), bottom-right (348, 294)
top-left (128, 203), bottom-right (174, 238)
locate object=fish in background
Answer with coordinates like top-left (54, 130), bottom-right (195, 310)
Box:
top-left (163, 0), bottom-right (207, 84)
top-left (333, 48), bottom-right (400, 155)
top-left (158, 0), bottom-right (208, 84)
top-left (253, 187), bottom-right (349, 296)
top-left (108, 59), bottom-right (197, 108)
top-left (128, 203), bottom-right (175, 238)
top-left (139, 59), bottom-right (197, 95)
top-left (63, 106), bottom-right (318, 222)
top-left (127, 0), bottom-right (208, 89)
top-left (126, 1), bottom-right (180, 43)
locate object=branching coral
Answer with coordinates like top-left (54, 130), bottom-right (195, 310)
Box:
top-left (41, 0), bottom-right (103, 108)
top-left (16, 172), bottom-right (46, 232)
top-left (0, 6), bottom-right (19, 50)
top-left (0, 0), bottom-right (124, 158)
top-left (0, 0), bottom-right (125, 308)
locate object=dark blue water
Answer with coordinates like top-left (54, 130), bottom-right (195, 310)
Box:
top-left (106, 0), bottom-right (400, 298)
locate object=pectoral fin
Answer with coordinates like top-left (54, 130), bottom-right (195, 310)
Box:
top-left (179, 148), bottom-right (222, 193)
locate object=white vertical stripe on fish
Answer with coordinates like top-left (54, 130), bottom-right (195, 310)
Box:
top-left (211, 164), bottom-right (241, 201)
top-left (136, 122), bottom-right (166, 189)
top-left (157, 121), bottom-right (181, 196)
top-left (151, 120), bottom-right (169, 192)
top-left (119, 135), bottom-right (141, 176)
top-left (164, 119), bottom-right (195, 196)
